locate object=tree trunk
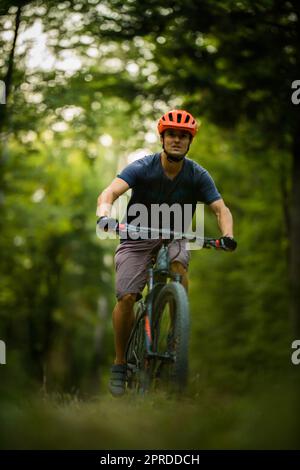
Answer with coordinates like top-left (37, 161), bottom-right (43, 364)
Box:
top-left (0, 5), bottom-right (21, 133)
top-left (0, 6), bottom-right (22, 211)
top-left (289, 0), bottom-right (300, 338)
top-left (290, 113), bottom-right (300, 337)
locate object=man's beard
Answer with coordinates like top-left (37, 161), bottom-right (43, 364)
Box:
top-left (163, 141), bottom-right (190, 162)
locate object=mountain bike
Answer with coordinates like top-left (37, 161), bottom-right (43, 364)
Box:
top-left (114, 223), bottom-right (222, 394)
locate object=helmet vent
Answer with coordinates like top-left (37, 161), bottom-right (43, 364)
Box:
top-left (168, 113), bottom-right (174, 121)
top-left (184, 115), bottom-right (190, 123)
top-left (177, 113), bottom-right (182, 123)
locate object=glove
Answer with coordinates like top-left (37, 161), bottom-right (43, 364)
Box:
top-left (216, 236), bottom-right (237, 251)
top-left (97, 216), bottom-right (119, 232)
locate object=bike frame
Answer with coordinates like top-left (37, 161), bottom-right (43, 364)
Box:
top-left (125, 242), bottom-right (178, 365)
top-left (122, 225), bottom-right (219, 366)
top-left (143, 242), bottom-right (181, 361)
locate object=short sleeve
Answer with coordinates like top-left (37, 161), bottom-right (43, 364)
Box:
top-left (195, 167), bottom-right (221, 204)
top-left (117, 159), bottom-right (144, 188)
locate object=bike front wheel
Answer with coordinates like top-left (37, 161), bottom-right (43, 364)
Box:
top-left (151, 282), bottom-right (190, 392)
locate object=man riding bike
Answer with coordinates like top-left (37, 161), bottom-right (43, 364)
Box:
top-left (96, 109), bottom-right (237, 397)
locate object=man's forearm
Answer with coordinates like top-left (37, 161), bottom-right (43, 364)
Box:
top-left (96, 189), bottom-right (116, 218)
top-left (216, 207), bottom-right (234, 237)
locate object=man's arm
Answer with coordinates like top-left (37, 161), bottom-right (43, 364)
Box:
top-left (96, 177), bottom-right (129, 218)
top-left (209, 199), bottom-right (234, 237)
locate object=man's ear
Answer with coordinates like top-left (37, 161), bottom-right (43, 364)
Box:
top-left (160, 134), bottom-right (164, 146)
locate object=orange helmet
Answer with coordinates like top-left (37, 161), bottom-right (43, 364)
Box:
top-left (157, 109), bottom-right (198, 137)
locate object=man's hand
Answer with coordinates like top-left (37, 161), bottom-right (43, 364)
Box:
top-left (216, 236), bottom-right (237, 251)
top-left (97, 216), bottom-right (119, 232)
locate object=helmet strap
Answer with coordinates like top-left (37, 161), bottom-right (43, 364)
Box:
top-left (166, 154), bottom-right (185, 162)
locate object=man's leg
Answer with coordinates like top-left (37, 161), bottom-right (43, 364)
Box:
top-left (110, 239), bottom-right (161, 396)
top-left (109, 293), bottom-right (137, 396)
top-left (168, 239), bottom-right (190, 291)
top-left (112, 293), bottom-right (136, 365)
top-left (113, 239), bottom-right (161, 366)
top-left (170, 261), bottom-right (189, 292)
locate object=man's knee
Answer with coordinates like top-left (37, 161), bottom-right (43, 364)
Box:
top-left (118, 293), bottom-right (137, 305)
top-left (170, 261), bottom-right (187, 275)
top-left (170, 261), bottom-right (188, 291)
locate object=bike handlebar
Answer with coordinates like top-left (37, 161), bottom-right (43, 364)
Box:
top-left (117, 223), bottom-right (221, 249)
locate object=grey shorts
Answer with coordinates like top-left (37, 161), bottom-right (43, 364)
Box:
top-left (114, 239), bottom-right (190, 301)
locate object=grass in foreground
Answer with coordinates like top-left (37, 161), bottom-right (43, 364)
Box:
top-left (0, 376), bottom-right (298, 450)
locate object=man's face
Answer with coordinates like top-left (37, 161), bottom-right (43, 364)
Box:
top-left (161, 129), bottom-right (192, 159)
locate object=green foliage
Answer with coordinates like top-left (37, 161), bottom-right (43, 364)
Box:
top-left (187, 121), bottom-right (291, 391)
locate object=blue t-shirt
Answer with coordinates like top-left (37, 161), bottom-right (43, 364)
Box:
top-left (117, 152), bottom-right (221, 237)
